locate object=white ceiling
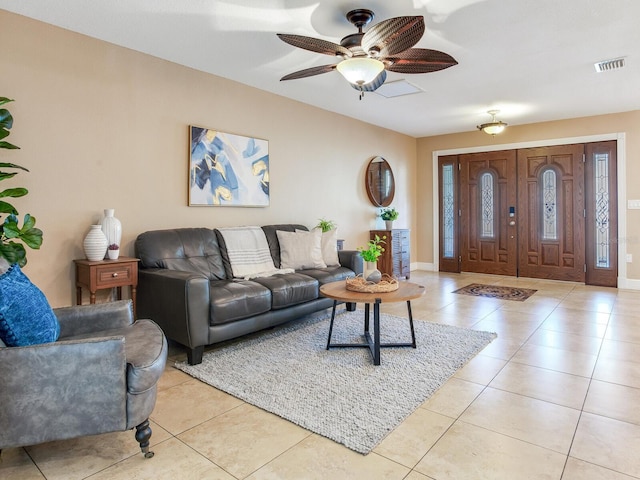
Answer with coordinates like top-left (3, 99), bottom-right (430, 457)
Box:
top-left (2, 0), bottom-right (639, 138)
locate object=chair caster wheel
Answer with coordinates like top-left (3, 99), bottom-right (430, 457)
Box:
top-left (144, 451), bottom-right (155, 459)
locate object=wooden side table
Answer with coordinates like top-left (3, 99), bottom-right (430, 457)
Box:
top-left (74, 257), bottom-right (140, 317)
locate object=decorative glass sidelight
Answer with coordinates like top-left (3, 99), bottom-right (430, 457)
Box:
top-left (480, 172), bottom-right (494, 238)
top-left (442, 164), bottom-right (455, 258)
top-left (595, 153), bottom-right (610, 268)
top-left (542, 169), bottom-right (557, 240)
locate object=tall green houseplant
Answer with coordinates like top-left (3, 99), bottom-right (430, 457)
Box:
top-left (0, 97), bottom-right (43, 267)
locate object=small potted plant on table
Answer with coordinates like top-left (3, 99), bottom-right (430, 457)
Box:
top-left (107, 243), bottom-right (120, 260)
top-left (357, 234), bottom-right (386, 283)
top-left (380, 207), bottom-right (399, 230)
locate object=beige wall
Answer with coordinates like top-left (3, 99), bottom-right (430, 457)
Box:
top-left (417, 110), bottom-right (640, 286)
top-left (0, 10), bottom-right (416, 307)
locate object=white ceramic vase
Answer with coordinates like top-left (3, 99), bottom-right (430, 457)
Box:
top-left (101, 209), bottom-right (122, 257)
top-left (83, 225), bottom-right (108, 261)
top-left (364, 261), bottom-right (382, 284)
top-left (107, 248), bottom-right (120, 260)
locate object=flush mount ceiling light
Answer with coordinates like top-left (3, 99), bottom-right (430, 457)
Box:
top-left (477, 110), bottom-right (507, 135)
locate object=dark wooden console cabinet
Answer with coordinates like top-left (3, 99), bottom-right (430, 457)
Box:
top-left (370, 229), bottom-right (410, 280)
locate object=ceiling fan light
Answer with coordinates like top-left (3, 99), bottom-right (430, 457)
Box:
top-left (336, 57), bottom-right (385, 86)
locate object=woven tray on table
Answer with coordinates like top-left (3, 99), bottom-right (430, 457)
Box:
top-left (345, 274), bottom-right (399, 293)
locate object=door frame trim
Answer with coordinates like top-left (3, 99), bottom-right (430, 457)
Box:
top-left (431, 132), bottom-right (629, 287)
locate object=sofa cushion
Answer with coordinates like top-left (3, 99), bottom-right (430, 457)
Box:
top-left (298, 266), bottom-right (355, 285)
top-left (252, 273), bottom-right (318, 309)
top-left (135, 228), bottom-right (227, 280)
top-left (0, 264), bottom-right (60, 347)
top-left (209, 280), bottom-right (272, 325)
top-left (277, 229), bottom-right (326, 270)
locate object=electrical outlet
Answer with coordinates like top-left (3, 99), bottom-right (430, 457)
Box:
top-left (627, 254), bottom-right (633, 263)
top-left (628, 200), bottom-right (640, 209)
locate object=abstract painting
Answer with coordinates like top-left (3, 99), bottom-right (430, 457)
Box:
top-left (189, 126), bottom-right (269, 207)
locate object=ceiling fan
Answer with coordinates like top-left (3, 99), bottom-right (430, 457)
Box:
top-left (277, 9), bottom-right (457, 97)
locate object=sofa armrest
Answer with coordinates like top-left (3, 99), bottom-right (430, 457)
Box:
top-left (338, 250), bottom-right (363, 276)
top-left (0, 336), bottom-right (127, 448)
top-left (55, 300), bottom-right (134, 339)
top-left (137, 268), bottom-right (210, 349)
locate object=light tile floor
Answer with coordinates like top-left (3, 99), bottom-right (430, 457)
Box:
top-left (3, 271), bottom-right (640, 479)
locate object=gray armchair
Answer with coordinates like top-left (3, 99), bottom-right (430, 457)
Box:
top-left (0, 300), bottom-right (168, 458)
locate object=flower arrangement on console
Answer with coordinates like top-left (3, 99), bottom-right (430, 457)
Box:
top-left (357, 234), bottom-right (386, 263)
top-left (380, 207), bottom-right (399, 222)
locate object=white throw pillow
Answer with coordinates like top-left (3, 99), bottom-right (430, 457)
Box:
top-left (297, 228), bottom-right (340, 267)
top-left (318, 228), bottom-right (340, 267)
top-left (278, 229), bottom-right (326, 270)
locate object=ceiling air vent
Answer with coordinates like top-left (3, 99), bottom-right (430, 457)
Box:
top-left (374, 80), bottom-right (424, 98)
top-left (594, 57), bottom-right (625, 73)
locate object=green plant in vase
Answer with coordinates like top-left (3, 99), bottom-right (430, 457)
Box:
top-left (315, 218), bottom-right (336, 232)
top-left (0, 97), bottom-right (43, 268)
top-left (380, 207), bottom-right (399, 230)
top-left (357, 235), bottom-right (386, 283)
top-left (358, 234), bottom-right (386, 262)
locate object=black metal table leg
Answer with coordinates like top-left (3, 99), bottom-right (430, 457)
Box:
top-left (326, 300), bottom-right (338, 350)
top-left (407, 300), bottom-right (417, 348)
top-left (373, 299), bottom-right (381, 365)
top-left (364, 303), bottom-right (370, 334)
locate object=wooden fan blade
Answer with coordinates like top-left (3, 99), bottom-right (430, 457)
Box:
top-left (385, 48), bottom-right (458, 74)
top-left (280, 64), bottom-right (337, 81)
top-left (350, 70), bottom-right (387, 92)
top-left (277, 34), bottom-right (351, 57)
top-left (361, 16), bottom-right (424, 58)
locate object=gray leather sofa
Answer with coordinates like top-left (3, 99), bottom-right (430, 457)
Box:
top-left (135, 224), bottom-right (362, 364)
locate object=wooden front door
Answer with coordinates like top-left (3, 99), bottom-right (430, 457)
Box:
top-left (459, 150), bottom-right (518, 275)
top-left (439, 142), bottom-right (616, 285)
top-left (517, 145), bottom-right (586, 282)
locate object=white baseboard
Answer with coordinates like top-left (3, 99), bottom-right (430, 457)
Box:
top-left (412, 262), bottom-right (436, 272)
top-left (618, 277), bottom-right (640, 290)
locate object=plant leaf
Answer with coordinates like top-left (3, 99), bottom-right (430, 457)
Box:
top-left (0, 162), bottom-right (29, 171)
top-left (0, 108), bottom-right (13, 129)
top-left (20, 227), bottom-right (43, 249)
top-left (0, 141), bottom-right (20, 150)
top-left (0, 241), bottom-right (27, 267)
top-left (0, 187), bottom-right (28, 198)
top-left (0, 98), bottom-right (14, 107)
top-left (0, 200), bottom-right (18, 214)
top-left (0, 172), bottom-right (18, 181)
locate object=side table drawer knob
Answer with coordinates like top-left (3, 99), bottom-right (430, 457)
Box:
top-left (112, 272), bottom-right (118, 277)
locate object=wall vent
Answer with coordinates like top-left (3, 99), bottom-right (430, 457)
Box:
top-left (594, 57), bottom-right (625, 73)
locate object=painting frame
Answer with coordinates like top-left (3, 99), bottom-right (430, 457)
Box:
top-left (188, 125), bottom-right (270, 207)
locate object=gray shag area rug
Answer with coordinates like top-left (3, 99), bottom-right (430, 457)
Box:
top-left (175, 309), bottom-right (496, 454)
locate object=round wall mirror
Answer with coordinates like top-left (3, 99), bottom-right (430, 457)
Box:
top-left (365, 156), bottom-right (395, 207)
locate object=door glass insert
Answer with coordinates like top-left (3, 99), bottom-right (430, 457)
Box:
top-left (542, 169), bottom-right (557, 240)
top-left (480, 172), bottom-right (494, 238)
top-left (595, 152), bottom-right (610, 268)
top-left (442, 164), bottom-right (455, 258)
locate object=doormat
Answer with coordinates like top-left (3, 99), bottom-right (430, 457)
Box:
top-left (453, 283), bottom-right (537, 301)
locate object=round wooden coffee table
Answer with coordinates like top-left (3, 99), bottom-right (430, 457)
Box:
top-left (319, 281), bottom-right (425, 365)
